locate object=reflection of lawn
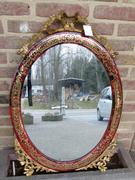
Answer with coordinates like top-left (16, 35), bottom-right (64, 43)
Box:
top-left (22, 99), bottom-right (58, 109)
top-left (22, 99), bottom-right (99, 110)
top-left (74, 100), bottom-right (98, 109)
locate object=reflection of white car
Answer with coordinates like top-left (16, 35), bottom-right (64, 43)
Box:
top-left (97, 86), bottom-right (112, 121)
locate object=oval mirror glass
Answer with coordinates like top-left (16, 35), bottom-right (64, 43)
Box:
top-left (21, 44), bottom-right (112, 161)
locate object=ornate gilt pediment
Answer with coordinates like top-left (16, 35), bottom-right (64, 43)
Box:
top-left (18, 11), bottom-right (118, 59)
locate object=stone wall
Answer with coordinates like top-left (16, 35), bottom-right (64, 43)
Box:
top-left (0, 0), bottom-right (135, 150)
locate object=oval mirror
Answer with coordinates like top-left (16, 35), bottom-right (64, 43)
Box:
top-left (21, 43), bottom-right (111, 161)
top-left (10, 13), bottom-right (123, 175)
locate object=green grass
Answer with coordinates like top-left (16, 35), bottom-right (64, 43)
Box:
top-left (22, 98), bottom-right (99, 110)
top-left (74, 99), bottom-right (98, 109)
top-left (22, 99), bottom-right (60, 110)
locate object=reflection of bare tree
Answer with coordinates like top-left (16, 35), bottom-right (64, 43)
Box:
top-left (47, 45), bottom-right (73, 101)
top-left (33, 45), bottom-right (66, 101)
top-left (31, 44), bottom-right (110, 107)
top-left (40, 56), bottom-right (47, 103)
top-left (51, 45), bottom-right (62, 100)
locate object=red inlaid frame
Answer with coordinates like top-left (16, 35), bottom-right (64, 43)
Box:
top-left (10, 32), bottom-right (123, 172)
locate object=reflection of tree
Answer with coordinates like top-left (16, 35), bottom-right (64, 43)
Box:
top-left (64, 47), bottom-right (109, 94)
top-left (32, 44), bottom-right (110, 105)
top-left (95, 60), bottom-right (110, 93)
top-left (83, 58), bottom-right (109, 93)
top-left (40, 56), bottom-right (47, 102)
top-left (33, 45), bottom-right (68, 101)
top-left (50, 45), bottom-right (62, 100)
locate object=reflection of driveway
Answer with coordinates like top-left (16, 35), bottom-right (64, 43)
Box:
top-left (23, 109), bottom-right (108, 161)
top-left (65, 109), bottom-right (97, 122)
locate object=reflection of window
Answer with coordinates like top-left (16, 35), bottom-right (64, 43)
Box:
top-left (100, 89), bottom-right (107, 99)
top-left (104, 94), bottom-right (112, 100)
top-left (100, 88), bottom-right (112, 100)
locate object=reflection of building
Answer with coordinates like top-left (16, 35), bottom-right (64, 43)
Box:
top-left (58, 78), bottom-right (85, 109)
